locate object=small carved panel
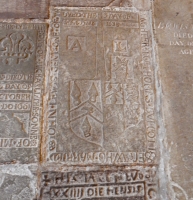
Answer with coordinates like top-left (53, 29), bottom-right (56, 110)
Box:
top-left (40, 168), bottom-right (157, 200)
top-left (46, 8), bottom-right (157, 165)
top-left (0, 23), bottom-right (47, 163)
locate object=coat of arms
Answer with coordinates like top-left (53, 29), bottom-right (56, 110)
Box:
top-left (69, 80), bottom-right (103, 147)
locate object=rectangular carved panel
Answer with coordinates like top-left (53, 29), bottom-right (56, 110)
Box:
top-left (0, 23), bottom-right (47, 163)
top-left (40, 167), bottom-right (157, 200)
top-left (45, 8), bottom-right (157, 166)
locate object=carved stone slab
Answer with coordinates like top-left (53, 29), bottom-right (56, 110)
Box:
top-left (0, 0), bottom-right (49, 19)
top-left (0, 23), bottom-right (47, 163)
top-left (154, 0), bottom-right (193, 199)
top-left (45, 7), bottom-right (157, 165)
top-left (40, 167), bottom-right (157, 200)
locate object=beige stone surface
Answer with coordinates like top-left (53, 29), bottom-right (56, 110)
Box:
top-left (154, 0), bottom-right (193, 199)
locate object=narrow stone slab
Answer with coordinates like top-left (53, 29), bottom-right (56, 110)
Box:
top-left (154, 0), bottom-right (193, 199)
top-left (44, 7), bottom-right (157, 166)
top-left (0, 23), bottom-right (47, 163)
top-left (39, 167), bottom-right (157, 200)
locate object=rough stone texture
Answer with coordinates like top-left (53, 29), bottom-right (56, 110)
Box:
top-left (0, 164), bottom-right (37, 200)
top-left (154, 0), bottom-right (193, 199)
top-left (0, 23), bottom-right (47, 164)
top-left (0, 0), bottom-right (49, 19)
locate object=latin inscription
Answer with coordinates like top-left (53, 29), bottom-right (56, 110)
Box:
top-left (47, 8), bottom-right (157, 164)
top-left (40, 168), bottom-right (157, 200)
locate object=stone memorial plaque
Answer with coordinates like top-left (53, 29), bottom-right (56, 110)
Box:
top-left (40, 167), bottom-right (157, 200)
top-left (154, 0), bottom-right (193, 199)
top-left (0, 23), bottom-right (47, 163)
top-left (45, 7), bottom-right (157, 165)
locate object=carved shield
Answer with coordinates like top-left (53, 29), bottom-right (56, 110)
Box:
top-left (69, 80), bottom-right (103, 147)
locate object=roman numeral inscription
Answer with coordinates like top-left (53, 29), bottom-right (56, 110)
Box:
top-left (40, 168), bottom-right (157, 200)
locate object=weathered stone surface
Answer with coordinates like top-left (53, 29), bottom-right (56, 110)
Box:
top-left (50, 0), bottom-right (132, 7)
top-left (0, 23), bottom-right (47, 163)
top-left (39, 166), bottom-right (158, 200)
top-left (44, 7), bottom-right (157, 166)
top-left (1, 1), bottom-right (193, 200)
top-left (154, 0), bottom-right (193, 199)
top-left (50, 0), bottom-right (151, 11)
top-left (0, 164), bottom-right (37, 200)
top-left (0, 0), bottom-right (49, 19)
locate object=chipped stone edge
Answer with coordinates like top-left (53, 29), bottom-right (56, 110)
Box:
top-left (151, 2), bottom-right (170, 200)
top-left (0, 164), bottom-right (38, 199)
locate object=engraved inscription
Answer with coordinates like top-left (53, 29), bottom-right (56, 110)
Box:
top-left (60, 10), bottom-right (98, 79)
top-left (0, 23), bottom-right (46, 156)
top-left (40, 168), bottom-right (157, 200)
top-left (158, 21), bottom-right (193, 55)
top-left (113, 40), bottom-right (128, 53)
top-left (67, 36), bottom-right (86, 52)
top-left (47, 8), bottom-right (157, 165)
